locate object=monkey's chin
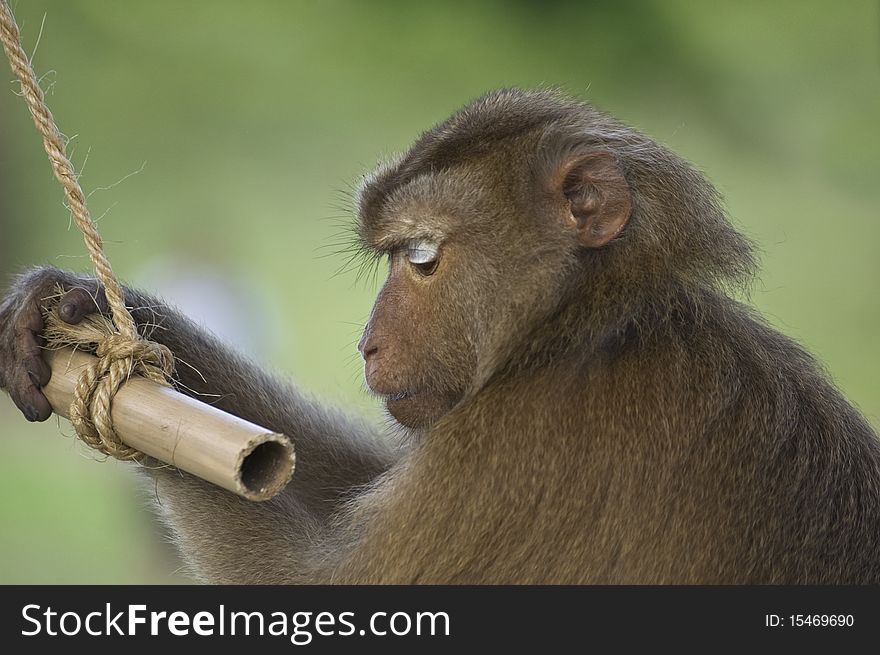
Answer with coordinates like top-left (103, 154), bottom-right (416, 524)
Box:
top-left (384, 391), bottom-right (446, 429)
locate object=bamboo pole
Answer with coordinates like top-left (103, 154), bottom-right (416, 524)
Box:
top-left (42, 347), bottom-right (295, 501)
top-left (1, 1), bottom-right (295, 500)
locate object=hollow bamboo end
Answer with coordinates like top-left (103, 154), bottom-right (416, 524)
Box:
top-left (235, 433), bottom-right (296, 501)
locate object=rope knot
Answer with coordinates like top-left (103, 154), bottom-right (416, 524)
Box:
top-left (67, 329), bottom-right (176, 461)
top-left (94, 333), bottom-right (174, 375)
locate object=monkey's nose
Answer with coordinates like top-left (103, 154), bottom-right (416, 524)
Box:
top-left (357, 333), bottom-right (379, 361)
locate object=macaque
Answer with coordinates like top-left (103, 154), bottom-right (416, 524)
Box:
top-left (2, 88), bottom-right (878, 583)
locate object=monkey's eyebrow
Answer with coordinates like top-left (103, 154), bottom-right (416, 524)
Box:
top-left (359, 238), bottom-right (397, 256)
top-left (367, 236), bottom-right (420, 255)
top-left (375, 236), bottom-right (445, 257)
top-left (353, 226), bottom-right (391, 254)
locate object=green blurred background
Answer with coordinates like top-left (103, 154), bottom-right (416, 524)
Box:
top-left (0, 0), bottom-right (877, 583)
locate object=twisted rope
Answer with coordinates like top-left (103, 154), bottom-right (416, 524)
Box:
top-left (1, 1), bottom-right (173, 460)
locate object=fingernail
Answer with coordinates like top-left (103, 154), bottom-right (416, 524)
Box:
top-left (59, 302), bottom-right (75, 320)
top-left (23, 405), bottom-right (37, 422)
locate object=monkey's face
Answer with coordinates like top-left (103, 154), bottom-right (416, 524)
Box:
top-left (354, 167), bottom-right (568, 428)
top-left (354, 161), bottom-right (542, 429)
top-left (357, 225), bottom-right (480, 429)
top-left (356, 133), bottom-right (634, 429)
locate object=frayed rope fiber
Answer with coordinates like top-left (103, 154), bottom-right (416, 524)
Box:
top-left (1, 0), bottom-right (174, 461)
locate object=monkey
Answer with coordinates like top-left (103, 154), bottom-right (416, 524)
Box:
top-left (1, 88), bottom-right (879, 584)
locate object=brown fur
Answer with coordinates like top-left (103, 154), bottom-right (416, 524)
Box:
top-left (1, 88), bottom-right (878, 583)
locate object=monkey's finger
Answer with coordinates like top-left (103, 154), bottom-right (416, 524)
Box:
top-left (58, 286), bottom-right (105, 324)
top-left (16, 303), bottom-right (51, 389)
top-left (9, 368), bottom-right (52, 422)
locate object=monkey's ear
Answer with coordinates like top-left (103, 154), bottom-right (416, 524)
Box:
top-left (558, 153), bottom-right (632, 248)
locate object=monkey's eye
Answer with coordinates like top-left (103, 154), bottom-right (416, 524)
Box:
top-left (405, 240), bottom-right (439, 276)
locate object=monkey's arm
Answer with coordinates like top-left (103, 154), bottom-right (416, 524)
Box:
top-left (118, 286), bottom-right (395, 484)
top-left (113, 288), bottom-right (396, 581)
top-left (127, 290), bottom-right (393, 478)
top-left (17, 272), bottom-right (384, 582)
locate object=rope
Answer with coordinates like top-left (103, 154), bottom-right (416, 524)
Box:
top-left (0, 0), bottom-right (173, 461)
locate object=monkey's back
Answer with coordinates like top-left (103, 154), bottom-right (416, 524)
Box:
top-left (585, 294), bottom-right (880, 584)
top-left (707, 301), bottom-right (880, 583)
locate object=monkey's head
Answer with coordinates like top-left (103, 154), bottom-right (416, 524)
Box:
top-left (355, 88), bottom-right (754, 429)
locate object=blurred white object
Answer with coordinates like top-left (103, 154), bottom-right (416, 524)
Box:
top-left (135, 255), bottom-right (279, 361)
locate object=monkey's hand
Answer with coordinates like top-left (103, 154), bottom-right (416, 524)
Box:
top-left (0, 266), bottom-right (106, 422)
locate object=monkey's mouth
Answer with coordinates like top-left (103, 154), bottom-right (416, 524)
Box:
top-left (384, 390), bottom-right (416, 402)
